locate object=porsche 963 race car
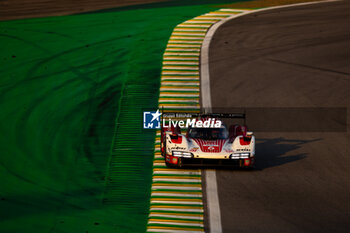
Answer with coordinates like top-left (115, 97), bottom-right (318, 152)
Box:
top-left (160, 113), bottom-right (255, 168)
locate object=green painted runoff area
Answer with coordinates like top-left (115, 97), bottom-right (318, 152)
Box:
top-left (0, 2), bottom-right (234, 233)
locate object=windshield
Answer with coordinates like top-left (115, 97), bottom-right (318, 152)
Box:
top-left (187, 127), bottom-right (228, 140)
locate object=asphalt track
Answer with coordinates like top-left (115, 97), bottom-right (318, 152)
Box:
top-left (208, 1), bottom-right (350, 233)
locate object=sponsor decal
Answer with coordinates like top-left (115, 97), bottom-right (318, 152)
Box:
top-left (170, 146), bottom-right (186, 150)
top-left (190, 147), bottom-right (199, 152)
top-left (193, 139), bottom-right (226, 153)
top-left (236, 148), bottom-right (251, 152)
top-left (203, 142), bottom-right (219, 146)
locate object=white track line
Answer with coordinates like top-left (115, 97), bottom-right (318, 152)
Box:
top-left (161, 82), bottom-right (199, 86)
top-left (151, 201), bottom-right (203, 205)
top-left (160, 93), bottom-right (199, 97)
top-left (152, 186), bottom-right (202, 190)
top-left (151, 193), bottom-right (203, 198)
top-left (148, 221), bottom-right (204, 227)
top-left (147, 229), bottom-right (204, 233)
top-left (151, 192), bottom-right (202, 197)
top-left (160, 87), bottom-right (199, 91)
top-left (160, 106), bottom-right (200, 109)
top-left (153, 170), bottom-right (201, 175)
top-left (200, 1), bottom-right (340, 233)
top-left (204, 170), bottom-right (222, 233)
top-left (150, 208), bottom-right (204, 212)
top-left (149, 213), bottom-right (204, 220)
top-left (152, 178), bottom-right (201, 182)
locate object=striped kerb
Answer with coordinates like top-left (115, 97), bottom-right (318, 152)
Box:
top-left (147, 9), bottom-right (250, 233)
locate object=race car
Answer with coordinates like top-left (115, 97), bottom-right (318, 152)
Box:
top-left (160, 114), bottom-right (255, 168)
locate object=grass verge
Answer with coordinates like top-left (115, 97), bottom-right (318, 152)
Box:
top-left (0, 3), bottom-right (222, 233)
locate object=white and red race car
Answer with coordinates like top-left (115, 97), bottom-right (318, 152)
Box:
top-left (160, 114), bottom-right (255, 168)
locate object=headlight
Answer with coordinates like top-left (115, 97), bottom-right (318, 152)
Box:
top-left (172, 151), bottom-right (193, 158)
top-left (172, 151), bottom-right (182, 157)
top-left (230, 153), bottom-right (250, 159)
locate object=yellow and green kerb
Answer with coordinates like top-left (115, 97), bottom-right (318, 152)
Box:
top-left (147, 9), bottom-right (251, 233)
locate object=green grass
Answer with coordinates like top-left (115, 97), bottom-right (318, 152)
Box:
top-left (0, 3), bottom-right (229, 233)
